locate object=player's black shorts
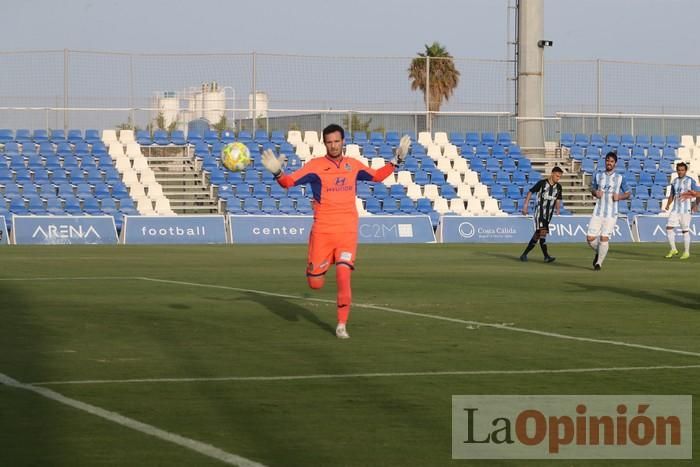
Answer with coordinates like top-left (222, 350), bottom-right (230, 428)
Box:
top-left (534, 216), bottom-right (550, 231)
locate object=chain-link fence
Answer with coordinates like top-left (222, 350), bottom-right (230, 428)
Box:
top-left (1, 50), bottom-right (699, 138)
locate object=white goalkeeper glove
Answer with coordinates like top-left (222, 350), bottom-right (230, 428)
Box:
top-left (391, 135), bottom-right (411, 166)
top-left (262, 149), bottom-right (285, 177)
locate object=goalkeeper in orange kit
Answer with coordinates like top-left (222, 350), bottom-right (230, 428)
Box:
top-left (262, 124), bottom-right (411, 339)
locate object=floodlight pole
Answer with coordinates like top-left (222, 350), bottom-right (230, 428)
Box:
top-left (516, 0), bottom-right (547, 155)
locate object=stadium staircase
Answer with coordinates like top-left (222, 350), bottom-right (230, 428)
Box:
top-left (140, 145), bottom-right (218, 214)
top-left (530, 148), bottom-right (594, 214)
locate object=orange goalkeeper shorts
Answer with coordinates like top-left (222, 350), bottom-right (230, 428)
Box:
top-left (306, 230), bottom-right (357, 277)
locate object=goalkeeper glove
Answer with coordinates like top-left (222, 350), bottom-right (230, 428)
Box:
top-left (391, 135), bottom-right (411, 166)
top-left (262, 149), bottom-right (285, 177)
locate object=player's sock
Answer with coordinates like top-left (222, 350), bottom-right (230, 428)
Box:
top-left (538, 237), bottom-right (550, 258)
top-left (521, 234), bottom-right (538, 257)
top-left (667, 229), bottom-right (677, 251)
top-left (683, 231), bottom-right (690, 254)
top-left (336, 265), bottom-right (352, 325)
top-left (588, 238), bottom-right (599, 252)
top-left (597, 241), bottom-right (609, 265)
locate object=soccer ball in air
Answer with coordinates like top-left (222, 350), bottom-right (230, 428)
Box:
top-left (221, 142), bottom-right (251, 172)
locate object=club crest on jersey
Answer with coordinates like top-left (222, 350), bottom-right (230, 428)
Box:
top-left (344, 163), bottom-right (352, 171)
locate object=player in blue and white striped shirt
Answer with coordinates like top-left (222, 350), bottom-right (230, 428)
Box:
top-left (586, 152), bottom-right (631, 270)
top-left (664, 162), bottom-right (698, 260)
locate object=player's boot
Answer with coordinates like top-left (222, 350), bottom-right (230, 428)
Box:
top-left (544, 256), bottom-right (556, 263)
top-left (592, 253), bottom-right (598, 267)
top-left (680, 252), bottom-right (690, 260)
top-left (593, 264), bottom-right (601, 271)
top-left (335, 324), bottom-right (350, 339)
top-left (519, 254), bottom-right (528, 262)
top-left (665, 249), bottom-right (679, 258)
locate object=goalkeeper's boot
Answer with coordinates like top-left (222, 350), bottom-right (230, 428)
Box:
top-left (544, 256), bottom-right (556, 263)
top-left (680, 252), bottom-right (690, 260)
top-left (665, 249), bottom-right (679, 258)
top-left (335, 324), bottom-right (350, 339)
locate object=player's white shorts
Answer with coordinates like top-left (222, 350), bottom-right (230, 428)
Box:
top-left (666, 212), bottom-right (692, 230)
top-left (586, 216), bottom-right (616, 238)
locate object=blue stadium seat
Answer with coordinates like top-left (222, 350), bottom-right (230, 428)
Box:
top-left (570, 146), bottom-right (585, 161)
top-left (3, 141), bottom-right (21, 156)
top-left (496, 132), bottom-right (511, 146)
top-left (269, 183), bottom-right (286, 199)
top-left (91, 141), bottom-right (107, 156)
top-left (364, 197), bottom-right (381, 214)
top-left (66, 129), bottom-right (83, 143)
top-left (221, 130), bottom-right (235, 144)
top-left (590, 134), bottom-right (605, 147)
top-left (296, 197), bottom-right (312, 214)
top-left (415, 198), bottom-right (433, 214)
top-left (352, 131), bottom-right (368, 144)
top-left (171, 130), bottom-right (186, 145)
top-left (464, 132), bottom-right (479, 146)
top-left (382, 198), bottom-right (400, 214)
top-left (449, 132), bottom-right (465, 146)
top-left (560, 133), bottom-right (574, 147)
top-left (635, 135), bottom-right (650, 149)
top-left (261, 197), bottom-right (278, 214)
top-left (580, 159), bottom-right (595, 174)
top-left (204, 130), bottom-right (220, 145)
top-left (278, 197), bottom-right (295, 214)
top-left (620, 134), bottom-right (635, 147)
top-left (373, 183), bottom-right (389, 199)
top-left (440, 184), bottom-right (457, 199)
top-left (388, 184), bottom-right (405, 199)
top-left (413, 170), bottom-right (430, 185)
top-left (666, 135), bottom-right (680, 148)
top-left (500, 198), bottom-right (518, 214)
top-left (480, 132), bottom-right (495, 146)
top-left (385, 131), bottom-right (400, 145)
top-left (242, 197), bottom-right (262, 213)
top-left (606, 134), bottom-right (621, 145)
top-left (15, 129), bottom-right (32, 144)
top-left (270, 131), bottom-right (286, 145)
top-left (33, 129), bottom-right (49, 143)
top-left (369, 132), bottom-right (384, 145)
top-left (574, 133), bottom-right (589, 146)
top-left (254, 129), bottom-right (269, 143)
top-left (50, 129), bottom-right (67, 143)
top-left (84, 129), bottom-right (101, 144)
top-left (153, 130), bottom-right (170, 145)
top-left (0, 129), bottom-right (13, 144)
top-left (237, 130), bottom-right (252, 143)
top-left (635, 186), bottom-right (650, 200)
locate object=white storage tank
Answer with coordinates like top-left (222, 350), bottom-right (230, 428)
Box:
top-left (158, 91), bottom-right (179, 128)
top-left (248, 91), bottom-right (268, 119)
top-left (203, 88), bottom-right (225, 124)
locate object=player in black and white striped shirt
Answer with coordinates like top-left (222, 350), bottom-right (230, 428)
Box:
top-left (519, 166), bottom-right (563, 263)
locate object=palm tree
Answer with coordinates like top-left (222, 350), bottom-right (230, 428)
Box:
top-left (408, 42), bottom-right (460, 119)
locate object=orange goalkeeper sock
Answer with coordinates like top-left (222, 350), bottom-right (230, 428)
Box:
top-left (336, 265), bottom-right (352, 325)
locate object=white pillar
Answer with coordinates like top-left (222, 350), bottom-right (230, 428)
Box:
top-left (517, 0), bottom-right (545, 154)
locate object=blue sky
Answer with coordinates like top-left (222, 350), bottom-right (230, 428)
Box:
top-left (3, 0), bottom-right (698, 63)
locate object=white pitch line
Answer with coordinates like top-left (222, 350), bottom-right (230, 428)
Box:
top-left (0, 372), bottom-right (266, 467)
top-left (30, 364), bottom-right (700, 386)
top-left (0, 276), bottom-right (135, 281)
top-left (4, 275), bottom-right (700, 359)
top-left (140, 277), bottom-right (700, 359)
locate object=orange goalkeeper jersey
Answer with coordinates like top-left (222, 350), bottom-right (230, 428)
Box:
top-left (276, 156), bottom-right (395, 233)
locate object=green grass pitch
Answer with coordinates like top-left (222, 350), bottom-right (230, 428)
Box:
top-left (0, 243), bottom-right (698, 466)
